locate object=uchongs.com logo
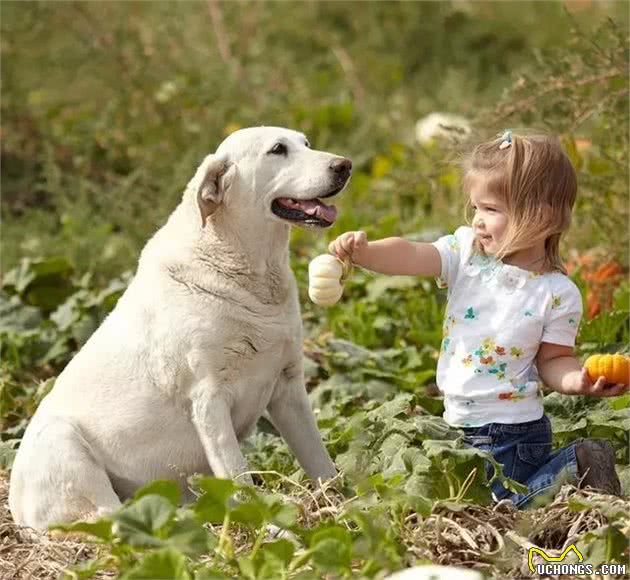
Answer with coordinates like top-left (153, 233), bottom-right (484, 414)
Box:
top-left (528, 544), bottom-right (627, 576)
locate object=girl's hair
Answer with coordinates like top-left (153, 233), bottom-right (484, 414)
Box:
top-left (462, 131), bottom-right (577, 274)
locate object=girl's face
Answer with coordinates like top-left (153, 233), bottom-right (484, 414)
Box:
top-left (469, 179), bottom-right (508, 256)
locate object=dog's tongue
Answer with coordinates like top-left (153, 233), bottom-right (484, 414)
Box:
top-left (279, 198), bottom-right (338, 223)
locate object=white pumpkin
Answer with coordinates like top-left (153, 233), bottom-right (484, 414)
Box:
top-left (308, 254), bottom-right (350, 306)
top-left (385, 565), bottom-right (483, 580)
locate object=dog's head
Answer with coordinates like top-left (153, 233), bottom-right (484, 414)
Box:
top-left (189, 127), bottom-right (351, 229)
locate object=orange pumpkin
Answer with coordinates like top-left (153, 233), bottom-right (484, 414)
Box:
top-left (584, 354), bottom-right (630, 386)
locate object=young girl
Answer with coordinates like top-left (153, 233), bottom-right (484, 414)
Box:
top-left (329, 131), bottom-right (627, 508)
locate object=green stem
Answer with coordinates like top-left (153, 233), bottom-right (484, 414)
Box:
top-left (455, 467), bottom-right (477, 502)
top-left (249, 525), bottom-right (267, 560)
top-left (444, 468), bottom-right (456, 498)
top-left (288, 548), bottom-right (314, 574)
top-left (217, 512), bottom-right (231, 558)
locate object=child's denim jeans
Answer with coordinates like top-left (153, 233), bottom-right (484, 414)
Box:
top-left (462, 414), bottom-right (579, 508)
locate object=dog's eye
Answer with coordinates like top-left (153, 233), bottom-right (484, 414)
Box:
top-left (304, 140), bottom-right (311, 148)
top-left (268, 143), bottom-right (288, 156)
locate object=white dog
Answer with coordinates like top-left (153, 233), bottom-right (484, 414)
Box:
top-left (9, 127), bottom-right (350, 530)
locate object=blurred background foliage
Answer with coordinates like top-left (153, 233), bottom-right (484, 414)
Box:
top-left (2, 0), bottom-right (628, 282)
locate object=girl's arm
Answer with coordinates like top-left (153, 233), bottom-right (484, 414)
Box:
top-left (328, 231), bottom-right (442, 277)
top-left (536, 343), bottom-right (628, 397)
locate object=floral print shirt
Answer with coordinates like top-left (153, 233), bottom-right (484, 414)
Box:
top-left (431, 226), bottom-right (582, 428)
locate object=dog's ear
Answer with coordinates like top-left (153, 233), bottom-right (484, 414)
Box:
top-left (190, 154), bottom-right (235, 227)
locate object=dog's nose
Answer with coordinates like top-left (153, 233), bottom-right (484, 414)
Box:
top-left (329, 157), bottom-right (352, 178)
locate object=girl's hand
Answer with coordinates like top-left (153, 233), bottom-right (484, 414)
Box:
top-left (328, 231), bottom-right (368, 264)
top-left (574, 367), bottom-right (629, 397)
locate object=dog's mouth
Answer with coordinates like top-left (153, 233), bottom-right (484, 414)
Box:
top-left (271, 185), bottom-right (343, 228)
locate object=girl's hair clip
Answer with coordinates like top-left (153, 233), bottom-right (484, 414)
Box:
top-left (499, 130), bottom-right (512, 150)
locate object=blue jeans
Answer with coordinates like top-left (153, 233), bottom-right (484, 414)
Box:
top-left (462, 414), bottom-right (579, 508)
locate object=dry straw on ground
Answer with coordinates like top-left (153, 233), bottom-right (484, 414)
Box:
top-left (1, 470), bottom-right (628, 579)
top-left (0, 473), bottom-right (115, 580)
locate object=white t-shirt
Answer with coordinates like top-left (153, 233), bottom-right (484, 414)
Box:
top-left (431, 226), bottom-right (583, 427)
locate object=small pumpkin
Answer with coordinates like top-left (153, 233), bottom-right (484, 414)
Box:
top-left (584, 354), bottom-right (630, 386)
top-left (308, 254), bottom-right (352, 306)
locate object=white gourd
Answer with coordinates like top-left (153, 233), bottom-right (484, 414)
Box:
top-left (308, 254), bottom-right (350, 306)
top-left (385, 565), bottom-right (483, 580)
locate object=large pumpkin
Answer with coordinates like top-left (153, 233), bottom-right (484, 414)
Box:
top-left (584, 354), bottom-right (630, 386)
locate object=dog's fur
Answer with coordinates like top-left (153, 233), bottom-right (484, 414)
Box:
top-left (9, 127), bottom-right (350, 530)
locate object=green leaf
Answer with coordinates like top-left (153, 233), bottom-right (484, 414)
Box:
top-left (609, 393), bottom-right (630, 410)
top-left (237, 556), bottom-right (256, 580)
top-left (50, 293), bottom-right (83, 331)
top-left (3, 257), bottom-right (76, 311)
top-left (0, 293), bottom-right (42, 332)
top-left (407, 494), bottom-right (433, 517)
top-left (50, 519), bottom-right (113, 542)
top-left (3, 257), bottom-right (73, 293)
top-left (230, 496), bottom-right (267, 528)
top-left (349, 506), bottom-right (405, 570)
top-left (414, 394), bottom-right (444, 416)
top-left (71, 315), bottom-right (99, 346)
top-left (617, 464), bottom-right (630, 496)
top-left (242, 539), bottom-right (296, 580)
top-left (192, 477), bottom-right (236, 524)
top-left (89, 275), bottom-right (130, 308)
top-left (578, 310), bottom-right (629, 349)
top-left (121, 547), bottom-right (192, 580)
top-left (588, 408), bottom-right (630, 432)
top-left (61, 555), bottom-right (115, 579)
top-left (0, 440), bottom-right (18, 470)
top-left (257, 554), bottom-right (288, 580)
top-left (134, 479), bottom-right (182, 507)
top-left (112, 495), bottom-right (175, 547)
top-left (267, 498), bottom-right (298, 529)
top-left (367, 393), bottom-right (414, 422)
top-left (325, 338), bottom-right (373, 369)
top-left (577, 525), bottom-right (628, 566)
top-left (412, 415), bottom-right (455, 440)
top-left (365, 276), bottom-right (418, 301)
top-left (310, 526), bottom-right (352, 572)
top-left (260, 539), bottom-right (295, 566)
top-left (166, 516), bottom-right (210, 557)
top-left (194, 567), bottom-right (231, 580)
top-left (549, 416), bottom-right (588, 434)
